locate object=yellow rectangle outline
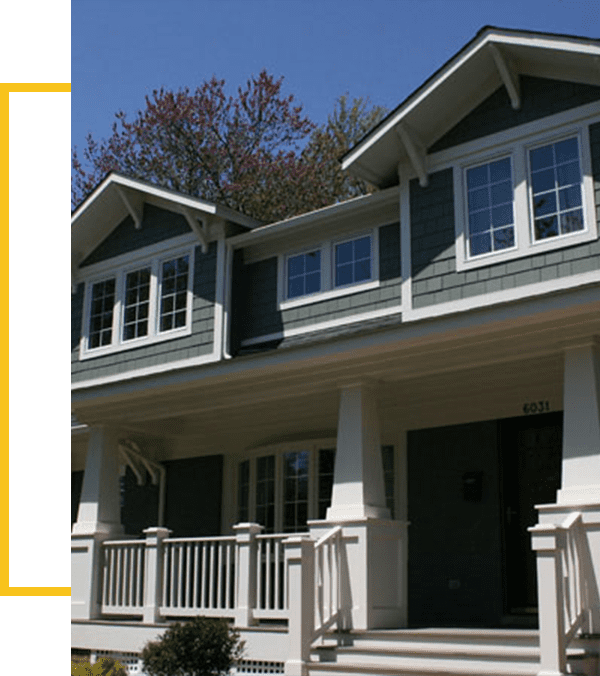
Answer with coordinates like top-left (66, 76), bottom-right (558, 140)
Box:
top-left (2, 82), bottom-right (71, 596)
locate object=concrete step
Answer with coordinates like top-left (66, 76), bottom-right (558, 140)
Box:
top-left (309, 628), bottom-right (597, 676)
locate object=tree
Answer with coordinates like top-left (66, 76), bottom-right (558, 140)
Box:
top-left (140, 617), bottom-right (243, 676)
top-left (72, 72), bottom-right (387, 222)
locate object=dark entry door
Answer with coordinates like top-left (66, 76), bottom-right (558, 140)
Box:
top-left (407, 420), bottom-right (504, 627)
top-left (500, 413), bottom-right (562, 616)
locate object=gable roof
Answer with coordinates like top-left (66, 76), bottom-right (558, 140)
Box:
top-left (342, 27), bottom-right (600, 188)
top-left (72, 173), bottom-right (260, 281)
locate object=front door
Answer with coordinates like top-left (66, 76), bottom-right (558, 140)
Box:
top-left (499, 412), bottom-right (563, 618)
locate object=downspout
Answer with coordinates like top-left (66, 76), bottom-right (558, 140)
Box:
top-left (222, 242), bottom-right (234, 359)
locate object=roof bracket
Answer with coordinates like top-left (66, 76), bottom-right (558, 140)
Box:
top-left (115, 185), bottom-right (143, 229)
top-left (489, 43), bottom-right (521, 111)
top-left (183, 207), bottom-right (209, 253)
top-left (396, 122), bottom-right (429, 188)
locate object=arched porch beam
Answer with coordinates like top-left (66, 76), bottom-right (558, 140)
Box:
top-left (396, 122), bottom-right (428, 188)
top-left (489, 43), bottom-right (521, 111)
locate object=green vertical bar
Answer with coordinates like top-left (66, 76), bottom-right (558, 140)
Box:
top-left (10, 93), bottom-right (70, 587)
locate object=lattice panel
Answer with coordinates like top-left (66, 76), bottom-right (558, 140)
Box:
top-left (236, 659), bottom-right (285, 674)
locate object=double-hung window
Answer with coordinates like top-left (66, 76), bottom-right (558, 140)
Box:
top-left (280, 230), bottom-right (378, 308)
top-left (455, 120), bottom-right (596, 271)
top-left (82, 248), bottom-right (194, 358)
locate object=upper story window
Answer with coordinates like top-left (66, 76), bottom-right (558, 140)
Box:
top-left (81, 248), bottom-right (194, 359)
top-left (279, 230), bottom-right (379, 310)
top-left (449, 106), bottom-right (598, 272)
top-left (530, 137), bottom-right (584, 241)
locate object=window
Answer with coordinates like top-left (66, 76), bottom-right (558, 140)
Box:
top-left (529, 137), bottom-right (584, 241)
top-left (466, 157), bottom-right (514, 257)
top-left (82, 248), bottom-right (194, 357)
top-left (455, 121), bottom-right (597, 271)
top-left (280, 231), bottom-right (379, 308)
top-left (287, 250), bottom-right (321, 299)
top-left (236, 443), bottom-right (395, 532)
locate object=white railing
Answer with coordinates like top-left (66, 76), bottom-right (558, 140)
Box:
top-left (160, 536), bottom-right (237, 617)
top-left (531, 510), bottom-right (591, 676)
top-left (254, 534), bottom-right (288, 619)
top-left (101, 539), bottom-right (146, 615)
top-left (313, 526), bottom-right (342, 640)
top-left (559, 512), bottom-right (589, 643)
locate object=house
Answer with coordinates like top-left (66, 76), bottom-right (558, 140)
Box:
top-left (71, 27), bottom-right (600, 676)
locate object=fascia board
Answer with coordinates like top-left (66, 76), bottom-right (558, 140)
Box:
top-left (227, 187), bottom-right (399, 248)
top-left (342, 29), bottom-right (600, 173)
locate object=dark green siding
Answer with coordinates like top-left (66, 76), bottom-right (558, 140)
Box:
top-left (430, 77), bottom-right (600, 154)
top-left (71, 242), bottom-right (217, 383)
top-left (80, 204), bottom-right (192, 267)
top-left (232, 223), bottom-right (402, 347)
top-left (411, 121), bottom-right (600, 309)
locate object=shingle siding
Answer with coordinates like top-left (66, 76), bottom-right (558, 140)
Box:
top-left (80, 204), bottom-right (192, 267)
top-left (430, 76), bottom-right (600, 154)
top-left (71, 242), bottom-right (217, 383)
top-left (232, 223), bottom-right (402, 347)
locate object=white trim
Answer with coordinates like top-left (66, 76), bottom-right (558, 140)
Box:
top-left (398, 166), bottom-right (413, 314)
top-left (429, 101), bottom-right (600, 168)
top-left (240, 304), bottom-right (403, 348)
top-left (77, 232), bottom-right (198, 277)
top-left (79, 245), bottom-right (195, 360)
top-left (213, 236), bottom-right (226, 359)
top-left (222, 243), bottom-right (234, 359)
top-left (403, 269), bottom-right (600, 323)
top-left (277, 229), bottom-right (380, 310)
top-left (342, 30), bottom-right (600, 171)
top-left (71, 351), bottom-right (221, 390)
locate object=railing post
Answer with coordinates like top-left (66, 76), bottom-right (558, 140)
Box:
top-left (530, 524), bottom-right (567, 676)
top-left (143, 527), bottom-right (170, 624)
top-left (284, 536), bottom-right (315, 676)
top-left (233, 523), bottom-right (262, 627)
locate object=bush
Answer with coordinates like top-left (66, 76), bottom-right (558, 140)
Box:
top-left (141, 617), bottom-right (244, 676)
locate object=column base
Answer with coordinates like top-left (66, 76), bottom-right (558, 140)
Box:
top-left (325, 504), bottom-right (390, 520)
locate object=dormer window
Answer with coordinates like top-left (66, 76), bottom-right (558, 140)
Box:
top-left (453, 113), bottom-right (598, 272)
top-left (80, 247), bottom-right (194, 359)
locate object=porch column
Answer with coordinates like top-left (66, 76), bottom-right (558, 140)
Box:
top-left (558, 341), bottom-right (600, 505)
top-left (312, 382), bottom-right (404, 631)
top-left (327, 382), bottom-right (389, 521)
top-left (72, 426), bottom-right (123, 620)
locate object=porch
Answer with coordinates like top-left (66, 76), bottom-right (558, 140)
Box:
top-left (72, 306), bottom-right (600, 675)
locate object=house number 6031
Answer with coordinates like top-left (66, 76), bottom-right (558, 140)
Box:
top-left (523, 401), bottom-right (550, 415)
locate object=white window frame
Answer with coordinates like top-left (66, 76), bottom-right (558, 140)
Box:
top-left (449, 108), bottom-right (598, 273)
top-left (235, 440), bottom-right (336, 533)
top-left (80, 243), bottom-right (195, 359)
top-left (278, 228), bottom-right (380, 310)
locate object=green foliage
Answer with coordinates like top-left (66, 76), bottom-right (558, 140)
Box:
top-left (71, 657), bottom-right (127, 675)
top-left (141, 617), bottom-right (244, 676)
top-left (72, 73), bottom-right (387, 223)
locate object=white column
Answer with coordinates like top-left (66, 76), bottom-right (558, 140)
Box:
top-left (558, 341), bottom-right (600, 505)
top-left (71, 426), bottom-right (123, 620)
top-left (143, 526), bottom-right (170, 623)
top-left (233, 523), bottom-right (262, 627)
top-left (327, 383), bottom-right (389, 521)
top-left (72, 426), bottom-right (124, 536)
top-left (284, 536), bottom-right (314, 676)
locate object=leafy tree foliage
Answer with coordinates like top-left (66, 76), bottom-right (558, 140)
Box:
top-left (140, 617), bottom-right (243, 676)
top-left (72, 72), bottom-right (387, 222)
top-left (71, 656), bottom-right (127, 675)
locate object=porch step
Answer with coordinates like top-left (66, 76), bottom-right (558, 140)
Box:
top-left (309, 628), bottom-right (597, 676)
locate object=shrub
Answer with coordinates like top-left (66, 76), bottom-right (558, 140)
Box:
top-left (141, 617), bottom-right (244, 676)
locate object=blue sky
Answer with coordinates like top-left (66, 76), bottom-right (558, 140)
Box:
top-left (72, 0), bottom-right (599, 161)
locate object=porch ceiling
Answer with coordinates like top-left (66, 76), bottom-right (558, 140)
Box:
top-left (72, 295), bottom-right (600, 453)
